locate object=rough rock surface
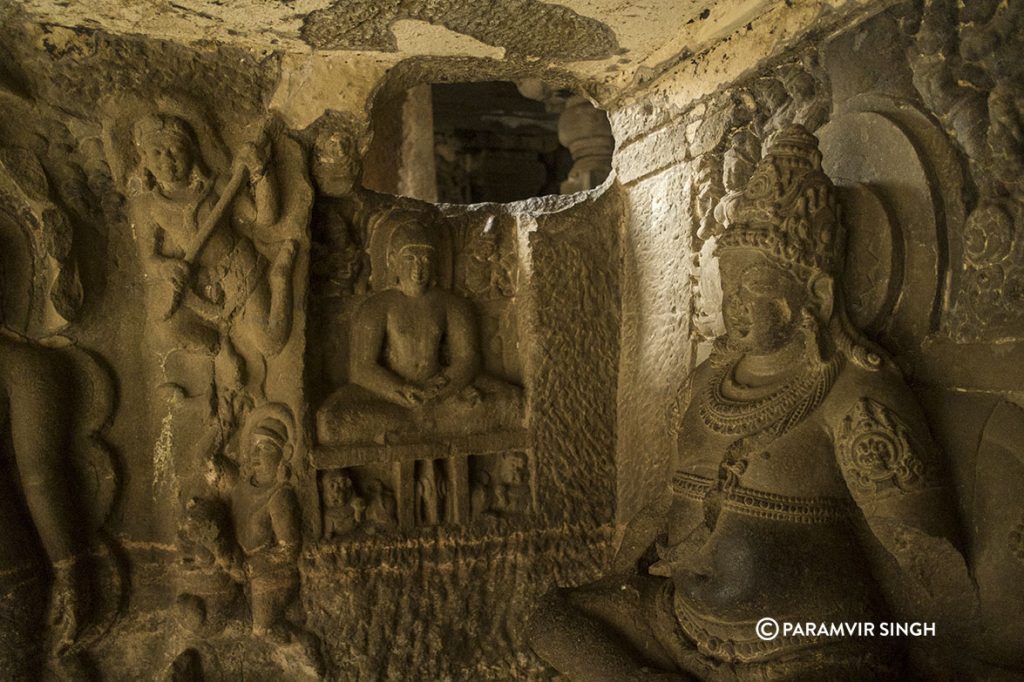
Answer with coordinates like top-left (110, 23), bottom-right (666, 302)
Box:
top-left (0, 0), bottom-right (1021, 679)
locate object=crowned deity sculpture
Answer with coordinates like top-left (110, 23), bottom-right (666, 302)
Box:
top-left (316, 208), bottom-right (522, 446)
top-left (127, 113), bottom-right (297, 421)
top-left (528, 125), bottom-right (975, 680)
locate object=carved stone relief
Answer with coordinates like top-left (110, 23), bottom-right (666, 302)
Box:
top-left (311, 203), bottom-right (525, 454)
top-left (0, 146), bottom-right (84, 333)
top-left (530, 125), bottom-right (975, 680)
top-left (0, 242), bottom-right (121, 679)
top-left (173, 403), bottom-right (323, 677)
top-left (906, 0), bottom-right (1024, 343)
top-left (94, 94), bottom-right (315, 677)
top-left (688, 57), bottom-right (831, 344)
top-left (5, 0), bottom-right (1024, 678)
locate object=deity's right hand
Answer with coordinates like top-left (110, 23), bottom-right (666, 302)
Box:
top-left (234, 137), bottom-right (271, 177)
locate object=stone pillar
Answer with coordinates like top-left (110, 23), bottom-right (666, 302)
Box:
top-left (557, 95), bottom-right (613, 194)
top-left (397, 83), bottom-right (438, 202)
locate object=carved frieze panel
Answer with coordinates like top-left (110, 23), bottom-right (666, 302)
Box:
top-left (905, 0), bottom-right (1024, 343)
top-left (0, 146), bottom-right (84, 334)
top-left (469, 451), bottom-right (533, 522)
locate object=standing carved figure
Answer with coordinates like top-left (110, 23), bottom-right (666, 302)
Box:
top-left (0, 330), bottom-right (97, 678)
top-left (529, 126), bottom-right (975, 681)
top-left (415, 459), bottom-right (447, 526)
top-left (127, 113), bottom-right (296, 418)
top-left (177, 404), bottom-right (322, 677)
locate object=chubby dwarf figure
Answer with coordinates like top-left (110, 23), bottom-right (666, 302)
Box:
top-left (528, 126), bottom-right (974, 681)
top-left (179, 406), bottom-right (321, 673)
top-left (317, 210), bottom-right (521, 444)
top-left (231, 412), bottom-right (320, 665)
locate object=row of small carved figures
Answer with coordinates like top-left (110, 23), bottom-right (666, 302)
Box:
top-left (320, 453), bottom-right (531, 540)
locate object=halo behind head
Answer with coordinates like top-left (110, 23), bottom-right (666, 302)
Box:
top-left (132, 113), bottom-right (196, 149)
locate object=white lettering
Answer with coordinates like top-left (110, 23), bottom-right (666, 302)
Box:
top-left (773, 621), bottom-right (934, 639)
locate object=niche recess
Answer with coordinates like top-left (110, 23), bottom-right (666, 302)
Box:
top-left (361, 81), bottom-right (613, 203)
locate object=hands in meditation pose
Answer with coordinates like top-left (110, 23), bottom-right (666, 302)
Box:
top-left (317, 212), bottom-right (522, 446)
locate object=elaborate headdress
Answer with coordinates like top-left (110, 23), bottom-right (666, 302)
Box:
top-left (714, 124), bottom-right (885, 370)
top-left (716, 124), bottom-right (838, 276)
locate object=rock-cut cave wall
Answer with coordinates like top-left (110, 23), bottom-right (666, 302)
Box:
top-left (0, 0), bottom-right (1021, 679)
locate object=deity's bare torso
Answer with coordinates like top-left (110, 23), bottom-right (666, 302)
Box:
top-left (661, 356), bottom-right (921, 656)
top-left (377, 288), bottom-right (459, 385)
top-left (133, 174), bottom-right (261, 323)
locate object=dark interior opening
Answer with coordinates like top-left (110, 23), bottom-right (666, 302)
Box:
top-left (362, 80), bottom-right (613, 204)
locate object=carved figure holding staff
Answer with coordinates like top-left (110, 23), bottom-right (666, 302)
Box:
top-left (127, 113), bottom-right (297, 416)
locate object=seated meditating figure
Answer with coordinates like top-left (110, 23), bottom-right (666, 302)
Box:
top-left (317, 211), bottom-right (522, 445)
top-left (528, 126), bottom-right (975, 681)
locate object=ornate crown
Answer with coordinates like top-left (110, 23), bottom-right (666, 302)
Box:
top-left (716, 124), bottom-right (838, 275)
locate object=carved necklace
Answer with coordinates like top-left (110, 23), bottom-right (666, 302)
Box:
top-left (699, 352), bottom-right (844, 438)
top-left (699, 350), bottom-right (844, 529)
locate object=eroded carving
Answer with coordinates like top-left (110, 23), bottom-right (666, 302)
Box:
top-left (320, 469), bottom-right (365, 539)
top-left (1009, 518), bottom-right (1024, 565)
top-left (319, 465), bottom-right (399, 539)
top-left (906, 0), bottom-right (1024, 342)
top-left (316, 208), bottom-right (523, 446)
top-left (127, 113), bottom-right (297, 418)
top-left (528, 126), bottom-right (975, 680)
top-left (0, 147), bottom-right (85, 333)
top-left (469, 451), bottom-right (531, 521)
top-left (175, 404), bottom-right (323, 676)
top-left (0, 331), bottom-right (120, 678)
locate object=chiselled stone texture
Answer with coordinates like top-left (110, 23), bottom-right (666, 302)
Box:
top-left (2, 0), bottom-right (1024, 679)
top-left (904, 0), bottom-right (1024, 343)
top-left (526, 188), bottom-right (623, 526)
top-left (530, 123), bottom-right (979, 681)
top-left (304, 525), bottom-right (612, 680)
top-left (301, 0), bottom-right (618, 58)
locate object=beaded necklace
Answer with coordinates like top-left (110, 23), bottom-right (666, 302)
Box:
top-left (698, 349), bottom-right (844, 528)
